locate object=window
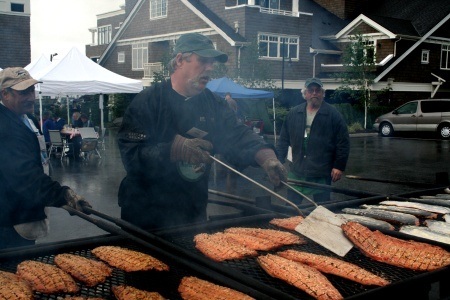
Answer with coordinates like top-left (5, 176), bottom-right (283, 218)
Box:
top-left (258, 34), bottom-right (299, 59)
top-left (397, 101), bottom-right (418, 114)
top-left (11, 3), bottom-right (24, 12)
top-left (350, 40), bottom-right (375, 65)
top-left (132, 43), bottom-right (148, 70)
top-left (441, 44), bottom-right (450, 70)
top-left (421, 50), bottom-right (430, 64)
top-left (118, 52), bottom-right (125, 63)
top-left (237, 0), bottom-right (247, 4)
top-left (150, 0), bottom-right (167, 19)
top-left (98, 25), bottom-right (112, 45)
top-left (421, 101), bottom-right (450, 113)
top-left (256, 0), bottom-right (279, 9)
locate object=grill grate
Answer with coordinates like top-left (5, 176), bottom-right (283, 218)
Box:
top-left (0, 237), bottom-right (237, 300)
top-left (156, 214), bottom-right (444, 299)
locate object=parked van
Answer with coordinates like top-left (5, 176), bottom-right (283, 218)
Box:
top-left (373, 99), bottom-right (450, 139)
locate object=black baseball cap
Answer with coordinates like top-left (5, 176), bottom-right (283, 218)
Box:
top-left (174, 33), bottom-right (228, 63)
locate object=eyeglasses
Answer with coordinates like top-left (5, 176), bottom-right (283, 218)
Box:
top-left (307, 87), bottom-right (322, 94)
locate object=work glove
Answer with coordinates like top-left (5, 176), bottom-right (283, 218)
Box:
top-left (255, 148), bottom-right (287, 187)
top-left (64, 188), bottom-right (92, 214)
top-left (170, 134), bottom-right (213, 165)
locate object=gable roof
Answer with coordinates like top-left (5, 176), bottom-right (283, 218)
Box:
top-left (183, 0), bottom-right (247, 46)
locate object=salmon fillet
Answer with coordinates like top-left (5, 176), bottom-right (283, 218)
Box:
top-left (16, 260), bottom-right (79, 294)
top-left (224, 227), bottom-right (306, 246)
top-left (194, 232), bottom-right (258, 262)
top-left (278, 250), bottom-right (390, 286)
top-left (91, 246), bottom-right (169, 272)
top-left (269, 216), bottom-right (304, 230)
top-left (222, 232), bottom-right (281, 250)
top-left (112, 285), bottom-right (165, 300)
top-left (54, 253), bottom-right (113, 286)
top-left (342, 221), bottom-right (450, 271)
top-left (178, 276), bottom-right (255, 300)
top-left (257, 254), bottom-right (343, 300)
top-left (0, 270), bottom-right (33, 300)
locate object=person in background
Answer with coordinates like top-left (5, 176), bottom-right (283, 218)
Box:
top-left (276, 77), bottom-right (350, 205)
top-left (0, 67), bottom-right (90, 249)
top-left (54, 112), bottom-right (66, 131)
top-left (42, 110), bottom-right (56, 144)
top-left (72, 111), bottom-right (82, 128)
top-left (80, 113), bottom-right (94, 128)
top-left (118, 33), bottom-right (286, 230)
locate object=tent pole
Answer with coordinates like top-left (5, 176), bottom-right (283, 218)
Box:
top-left (67, 97), bottom-right (70, 126)
top-left (272, 97), bottom-right (276, 144)
top-left (99, 94), bottom-right (104, 132)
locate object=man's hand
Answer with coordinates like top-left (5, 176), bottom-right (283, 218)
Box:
top-left (170, 134), bottom-right (213, 164)
top-left (64, 189), bottom-right (92, 214)
top-left (255, 148), bottom-right (287, 187)
top-left (331, 168), bottom-right (343, 182)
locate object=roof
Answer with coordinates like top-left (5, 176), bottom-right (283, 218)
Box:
top-left (365, 0), bottom-right (450, 36)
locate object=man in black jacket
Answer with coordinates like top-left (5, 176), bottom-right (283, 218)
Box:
top-left (0, 67), bottom-right (89, 249)
top-left (276, 78), bottom-right (350, 205)
top-left (118, 33), bottom-right (286, 230)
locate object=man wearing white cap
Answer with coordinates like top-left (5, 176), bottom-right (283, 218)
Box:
top-left (0, 67), bottom-right (90, 249)
top-left (276, 77), bottom-right (350, 205)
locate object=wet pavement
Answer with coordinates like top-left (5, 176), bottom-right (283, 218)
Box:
top-left (39, 129), bottom-right (450, 243)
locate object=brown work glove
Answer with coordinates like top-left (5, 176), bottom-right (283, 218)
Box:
top-left (255, 148), bottom-right (287, 187)
top-left (64, 189), bottom-right (92, 214)
top-left (170, 134), bottom-right (213, 165)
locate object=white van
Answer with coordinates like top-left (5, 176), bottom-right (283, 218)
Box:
top-left (373, 99), bottom-right (450, 139)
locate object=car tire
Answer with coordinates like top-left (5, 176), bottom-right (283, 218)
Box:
top-left (438, 124), bottom-right (450, 139)
top-left (379, 122), bottom-right (394, 137)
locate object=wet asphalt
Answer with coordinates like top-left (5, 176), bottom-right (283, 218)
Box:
top-left (39, 129), bottom-right (450, 244)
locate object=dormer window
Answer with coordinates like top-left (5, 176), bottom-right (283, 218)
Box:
top-left (421, 50), bottom-right (430, 64)
top-left (150, 0), bottom-right (168, 20)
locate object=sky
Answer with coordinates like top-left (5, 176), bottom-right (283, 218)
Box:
top-left (30, 0), bottom-right (124, 62)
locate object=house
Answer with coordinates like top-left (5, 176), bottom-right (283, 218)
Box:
top-left (86, 0), bottom-right (450, 105)
top-left (0, 0), bottom-right (31, 68)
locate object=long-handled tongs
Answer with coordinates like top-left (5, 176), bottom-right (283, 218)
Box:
top-left (209, 155), bottom-right (304, 216)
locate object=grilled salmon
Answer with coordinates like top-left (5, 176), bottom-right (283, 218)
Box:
top-left (222, 232), bottom-right (281, 251)
top-left (278, 250), bottom-right (390, 286)
top-left (16, 260), bottom-right (79, 294)
top-left (64, 297), bottom-right (105, 300)
top-left (178, 276), bottom-right (255, 300)
top-left (0, 270), bottom-right (33, 300)
top-left (112, 285), bottom-right (165, 300)
top-left (224, 227), bottom-right (306, 246)
top-left (269, 216), bottom-right (304, 230)
top-left (54, 253), bottom-right (113, 286)
top-left (194, 232), bottom-right (258, 262)
top-left (257, 254), bottom-right (343, 300)
top-left (91, 246), bottom-right (169, 272)
top-left (342, 221), bottom-right (450, 271)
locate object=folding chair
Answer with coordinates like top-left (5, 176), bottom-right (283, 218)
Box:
top-left (48, 130), bottom-right (73, 160)
top-left (79, 127), bottom-right (101, 159)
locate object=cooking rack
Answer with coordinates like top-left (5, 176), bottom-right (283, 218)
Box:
top-left (154, 212), bottom-right (450, 300)
top-left (0, 235), bottom-right (269, 300)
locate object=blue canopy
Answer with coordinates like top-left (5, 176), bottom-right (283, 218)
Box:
top-left (206, 77), bottom-right (274, 99)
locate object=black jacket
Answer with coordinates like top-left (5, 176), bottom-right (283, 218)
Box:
top-left (118, 80), bottom-right (270, 229)
top-left (0, 105), bottom-right (68, 227)
top-left (276, 101), bottom-right (350, 178)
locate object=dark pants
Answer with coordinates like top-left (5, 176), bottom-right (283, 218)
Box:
top-left (0, 226), bottom-right (35, 250)
top-left (287, 176), bottom-right (332, 206)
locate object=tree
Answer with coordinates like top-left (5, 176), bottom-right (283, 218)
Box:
top-left (332, 33), bottom-right (376, 128)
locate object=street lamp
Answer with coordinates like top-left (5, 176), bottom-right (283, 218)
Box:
top-left (50, 53), bottom-right (58, 62)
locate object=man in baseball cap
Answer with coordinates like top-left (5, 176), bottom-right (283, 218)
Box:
top-left (0, 67), bottom-right (90, 249)
top-left (304, 77), bottom-right (323, 88)
top-left (173, 32), bottom-right (228, 63)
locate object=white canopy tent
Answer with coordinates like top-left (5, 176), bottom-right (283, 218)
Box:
top-left (31, 47), bottom-right (143, 130)
top-left (25, 54), bottom-right (51, 75)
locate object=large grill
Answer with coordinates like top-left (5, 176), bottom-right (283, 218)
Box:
top-left (1, 187), bottom-right (449, 299)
